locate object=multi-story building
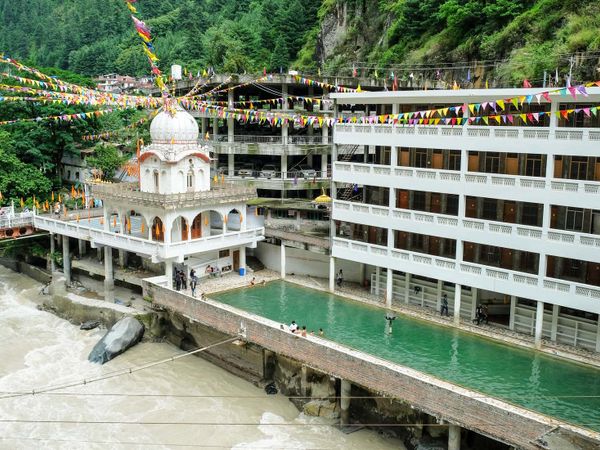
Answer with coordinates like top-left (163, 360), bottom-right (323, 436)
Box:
top-left (329, 87), bottom-right (600, 352)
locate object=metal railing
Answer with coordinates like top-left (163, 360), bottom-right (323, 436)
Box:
top-left (0, 212), bottom-right (34, 229)
top-left (212, 135), bottom-right (333, 145)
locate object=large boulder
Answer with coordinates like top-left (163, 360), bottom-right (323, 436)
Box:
top-left (88, 316), bottom-right (145, 364)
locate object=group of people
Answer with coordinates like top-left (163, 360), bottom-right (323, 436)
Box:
top-left (474, 304), bottom-right (489, 325)
top-left (287, 320), bottom-right (324, 338)
top-left (249, 277), bottom-right (266, 287)
top-left (205, 265), bottom-right (221, 277)
top-left (174, 268), bottom-right (200, 297)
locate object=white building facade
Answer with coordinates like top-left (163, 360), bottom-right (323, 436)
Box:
top-left (330, 87), bottom-right (600, 352)
top-left (35, 101), bottom-right (264, 296)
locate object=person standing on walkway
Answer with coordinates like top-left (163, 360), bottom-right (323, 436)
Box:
top-left (440, 293), bottom-right (449, 316)
top-left (336, 269), bottom-right (343, 288)
top-left (190, 269), bottom-right (198, 297)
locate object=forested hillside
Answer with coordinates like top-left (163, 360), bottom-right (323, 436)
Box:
top-left (1, 0), bottom-right (599, 84)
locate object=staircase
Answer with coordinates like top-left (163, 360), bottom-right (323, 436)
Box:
top-left (246, 255), bottom-right (265, 273)
top-left (335, 145), bottom-right (362, 201)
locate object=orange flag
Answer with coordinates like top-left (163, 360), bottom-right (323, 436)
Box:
top-left (113, 216), bottom-right (117, 228)
top-left (127, 218), bottom-right (131, 233)
top-left (141, 221), bottom-right (145, 234)
top-left (71, 185), bottom-right (76, 197)
top-left (155, 223), bottom-right (160, 237)
top-left (51, 192), bottom-right (54, 201)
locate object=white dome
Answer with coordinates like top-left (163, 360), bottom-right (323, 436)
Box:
top-left (150, 103), bottom-right (199, 143)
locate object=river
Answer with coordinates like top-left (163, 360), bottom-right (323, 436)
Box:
top-left (0, 267), bottom-right (401, 449)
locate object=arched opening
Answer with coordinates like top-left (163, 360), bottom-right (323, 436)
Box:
top-left (171, 216), bottom-right (189, 242)
top-left (126, 210), bottom-right (147, 238)
top-left (153, 170), bottom-right (160, 193)
top-left (191, 213), bottom-right (204, 239)
top-left (226, 209), bottom-right (242, 232)
top-left (209, 211), bottom-right (224, 236)
top-left (151, 217), bottom-right (165, 242)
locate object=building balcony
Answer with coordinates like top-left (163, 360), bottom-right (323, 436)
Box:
top-left (334, 124), bottom-right (600, 155)
top-left (211, 135), bottom-right (332, 156)
top-left (223, 173), bottom-right (329, 190)
top-left (332, 237), bottom-right (600, 314)
top-left (91, 182), bottom-right (257, 210)
top-left (33, 215), bottom-right (264, 262)
top-left (333, 200), bottom-right (600, 261)
top-left (333, 162), bottom-right (600, 208)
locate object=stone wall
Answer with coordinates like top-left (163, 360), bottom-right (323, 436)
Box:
top-left (144, 280), bottom-right (600, 450)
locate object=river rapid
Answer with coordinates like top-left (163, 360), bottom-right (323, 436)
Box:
top-left (0, 267), bottom-right (401, 449)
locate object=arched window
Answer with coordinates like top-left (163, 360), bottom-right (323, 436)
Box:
top-left (153, 170), bottom-right (159, 192)
top-left (187, 170), bottom-right (194, 191)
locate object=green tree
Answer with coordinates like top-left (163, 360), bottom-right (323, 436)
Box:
top-left (86, 144), bottom-right (129, 180)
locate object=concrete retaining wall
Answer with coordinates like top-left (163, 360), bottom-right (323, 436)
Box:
top-left (143, 281), bottom-right (595, 450)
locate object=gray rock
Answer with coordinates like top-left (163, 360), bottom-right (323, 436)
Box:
top-left (88, 316), bottom-right (144, 364)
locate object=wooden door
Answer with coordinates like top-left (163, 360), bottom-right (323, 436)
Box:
top-left (397, 190), bottom-right (409, 209)
top-left (400, 149), bottom-right (410, 166)
top-left (191, 215), bottom-right (202, 239)
top-left (468, 153), bottom-right (479, 172)
top-left (368, 227), bottom-right (378, 244)
top-left (466, 197), bottom-right (477, 218)
top-left (586, 262), bottom-right (600, 287)
top-left (233, 250), bottom-right (240, 271)
top-left (550, 206), bottom-right (558, 228)
top-left (546, 256), bottom-right (555, 278)
top-left (430, 193), bottom-right (441, 213)
top-left (503, 202), bottom-right (516, 223)
top-left (501, 248), bottom-right (513, 269)
top-left (395, 231), bottom-right (408, 250)
top-left (595, 161), bottom-right (600, 181)
top-left (428, 237), bottom-right (440, 256)
top-left (432, 152), bottom-right (443, 169)
top-left (181, 219), bottom-right (188, 241)
top-left (554, 158), bottom-right (563, 178)
top-left (463, 242), bottom-right (475, 262)
top-left (506, 156), bottom-right (519, 175)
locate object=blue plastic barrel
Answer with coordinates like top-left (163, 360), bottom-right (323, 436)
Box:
top-left (239, 268), bottom-right (246, 276)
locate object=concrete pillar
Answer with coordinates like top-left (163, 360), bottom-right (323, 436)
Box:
top-left (97, 247), bottom-right (103, 262)
top-left (212, 118), bottom-right (218, 140)
top-left (453, 284), bottom-right (461, 325)
top-left (118, 249), bottom-right (127, 268)
top-left (340, 379), bottom-right (351, 426)
top-left (280, 243), bottom-right (286, 279)
top-left (300, 365), bottom-right (308, 397)
top-left (104, 246), bottom-right (114, 301)
top-left (471, 288), bottom-right (478, 321)
top-left (509, 295), bottom-right (517, 330)
top-left (329, 256), bottom-right (335, 292)
top-left (550, 303), bottom-right (559, 342)
top-left (49, 234), bottom-right (56, 273)
top-left (535, 300), bottom-right (544, 349)
top-left (436, 280), bottom-right (443, 312)
top-left (321, 154), bottom-right (328, 177)
top-left (386, 268), bottom-right (393, 307)
top-left (448, 424), bottom-right (461, 450)
top-left (228, 154), bottom-right (235, 177)
top-left (78, 239), bottom-right (86, 257)
top-left (375, 266), bottom-right (381, 296)
top-left (281, 83), bottom-right (288, 144)
top-left (165, 260), bottom-right (173, 289)
top-left (227, 87), bottom-right (234, 143)
top-left (281, 154), bottom-right (288, 179)
top-left (239, 246), bottom-right (246, 273)
top-left (322, 123), bottom-right (329, 145)
top-left (62, 235), bottom-right (71, 285)
top-left (404, 273), bottom-right (411, 304)
top-left (201, 117), bottom-right (207, 137)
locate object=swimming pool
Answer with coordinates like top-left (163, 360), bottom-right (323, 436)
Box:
top-left (213, 280), bottom-right (600, 432)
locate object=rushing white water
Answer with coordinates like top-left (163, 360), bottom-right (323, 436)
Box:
top-left (0, 267), bottom-right (402, 449)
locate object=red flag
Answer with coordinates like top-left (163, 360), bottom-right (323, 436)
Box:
top-left (263, 67), bottom-right (266, 76)
top-left (352, 66), bottom-right (357, 77)
top-left (523, 79), bottom-right (532, 88)
top-left (392, 75), bottom-right (398, 92)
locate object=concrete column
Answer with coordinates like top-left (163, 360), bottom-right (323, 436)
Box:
top-left (386, 268), bottom-right (393, 307)
top-left (321, 154), bottom-right (328, 177)
top-left (281, 154), bottom-right (288, 179)
top-left (307, 154), bottom-right (313, 166)
top-left (404, 273), bottom-right (411, 304)
top-left (104, 246), bottom-right (114, 301)
top-left (97, 247), bottom-right (103, 262)
top-left (448, 424), bottom-right (461, 450)
top-left (228, 154), bottom-right (235, 177)
top-left (329, 256), bottom-right (335, 292)
top-left (165, 260), bottom-right (173, 289)
top-left (322, 123), bottom-right (329, 145)
top-left (78, 239), bottom-right (86, 257)
top-left (509, 295), bottom-right (517, 330)
top-left (118, 249), bottom-right (127, 268)
top-left (471, 288), bottom-right (478, 321)
top-left (340, 379), bottom-right (351, 426)
top-left (227, 87), bottom-right (234, 143)
top-left (436, 279), bottom-right (443, 312)
top-left (550, 304), bottom-right (559, 342)
top-left (375, 266), bottom-right (381, 296)
top-left (62, 235), bottom-right (71, 285)
top-left (454, 284), bottom-right (462, 325)
top-left (239, 246), bottom-right (246, 273)
top-left (49, 234), bottom-right (56, 273)
top-left (535, 300), bottom-right (544, 349)
top-left (201, 117), bottom-right (207, 137)
top-left (212, 118), bottom-right (218, 140)
top-left (280, 243), bottom-right (286, 279)
top-left (300, 365), bottom-right (308, 397)
top-left (281, 83), bottom-right (288, 144)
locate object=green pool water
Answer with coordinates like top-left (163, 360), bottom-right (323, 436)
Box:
top-left (213, 280), bottom-right (600, 431)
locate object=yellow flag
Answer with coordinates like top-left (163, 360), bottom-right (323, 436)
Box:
top-left (126, 2), bottom-right (137, 13)
top-left (20, 198), bottom-right (24, 208)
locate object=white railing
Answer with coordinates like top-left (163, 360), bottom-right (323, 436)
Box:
top-left (332, 237), bottom-right (600, 302)
top-left (0, 212), bottom-right (34, 229)
top-left (33, 215), bottom-right (265, 259)
top-left (335, 124), bottom-right (600, 143)
top-left (333, 162), bottom-right (600, 197)
top-left (212, 135), bottom-right (332, 145)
